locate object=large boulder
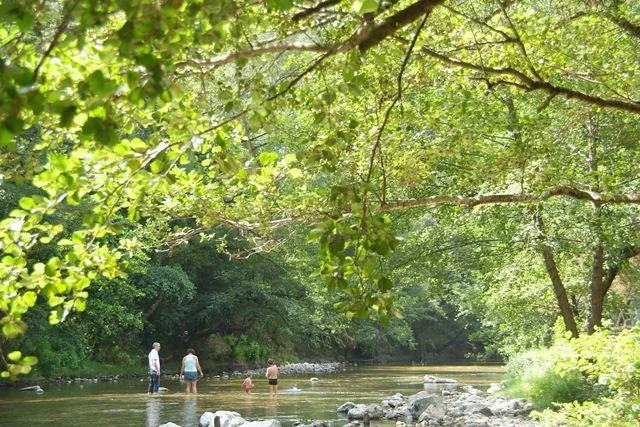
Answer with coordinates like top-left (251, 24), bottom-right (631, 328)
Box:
top-left (200, 411), bottom-right (246, 427)
top-left (417, 403), bottom-right (446, 424)
top-left (407, 391), bottom-right (440, 419)
top-left (384, 407), bottom-right (410, 420)
top-left (347, 404), bottom-right (383, 420)
top-left (446, 394), bottom-right (493, 418)
top-left (337, 402), bottom-right (357, 413)
top-left (381, 393), bottom-right (405, 410)
top-left (159, 423), bottom-right (182, 427)
top-left (486, 397), bottom-right (523, 417)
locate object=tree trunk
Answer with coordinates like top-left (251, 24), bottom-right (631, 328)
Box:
top-left (586, 116), bottom-right (604, 334)
top-left (587, 239), bottom-right (605, 333)
top-left (535, 211), bottom-right (579, 337)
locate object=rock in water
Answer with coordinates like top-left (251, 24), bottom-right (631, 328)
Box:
top-left (200, 410), bottom-right (246, 427)
top-left (337, 402), bottom-right (357, 413)
top-left (20, 385), bottom-right (44, 393)
top-left (423, 375), bottom-right (457, 383)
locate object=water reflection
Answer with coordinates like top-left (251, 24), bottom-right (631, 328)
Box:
top-left (243, 392), bottom-right (255, 419)
top-left (266, 397), bottom-right (278, 418)
top-left (183, 395), bottom-right (199, 427)
top-left (146, 397), bottom-right (162, 427)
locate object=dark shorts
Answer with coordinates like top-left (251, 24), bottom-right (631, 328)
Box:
top-left (184, 371), bottom-right (197, 381)
top-left (268, 378), bottom-right (278, 385)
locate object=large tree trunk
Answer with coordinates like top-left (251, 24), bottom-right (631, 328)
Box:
top-left (586, 116), bottom-right (604, 334)
top-left (535, 211), bottom-right (579, 337)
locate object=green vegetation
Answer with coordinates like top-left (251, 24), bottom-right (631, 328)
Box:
top-left (1, 0), bottom-right (639, 421)
top-left (505, 326), bottom-right (640, 425)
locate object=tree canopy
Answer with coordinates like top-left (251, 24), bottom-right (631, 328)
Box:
top-left (1, 0), bottom-right (639, 378)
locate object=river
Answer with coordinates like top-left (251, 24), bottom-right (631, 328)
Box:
top-left (0, 365), bottom-right (505, 426)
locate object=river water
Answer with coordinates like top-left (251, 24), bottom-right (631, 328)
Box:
top-left (0, 365), bottom-right (504, 426)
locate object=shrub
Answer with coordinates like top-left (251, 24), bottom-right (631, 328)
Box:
top-left (505, 325), bottom-right (640, 426)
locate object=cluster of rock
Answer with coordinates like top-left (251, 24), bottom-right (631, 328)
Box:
top-left (238, 362), bottom-right (345, 378)
top-left (336, 382), bottom-right (537, 426)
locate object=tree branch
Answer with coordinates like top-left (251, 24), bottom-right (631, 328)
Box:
top-left (380, 187), bottom-right (640, 211)
top-left (292, 0), bottom-right (342, 22)
top-left (174, 42), bottom-right (329, 72)
top-left (355, 0), bottom-right (445, 51)
top-left (421, 48), bottom-right (640, 114)
top-left (34, 0), bottom-right (81, 78)
top-left (603, 245), bottom-right (640, 295)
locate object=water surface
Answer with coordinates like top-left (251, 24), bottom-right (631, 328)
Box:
top-left (0, 365), bottom-right (504, 426)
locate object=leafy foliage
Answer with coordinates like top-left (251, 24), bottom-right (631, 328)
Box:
top-left (1, 0), bottom-right (640, 378)
top-left (505, 326), bottom-right (640, 425)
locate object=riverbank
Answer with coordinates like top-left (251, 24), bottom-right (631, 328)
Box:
top-left (3, 362), bottom-right (347, 388)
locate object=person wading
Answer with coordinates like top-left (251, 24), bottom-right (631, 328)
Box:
top-left (180, 348), bottom-right (204, 394)
top-left (148, 342), bottom-right (161, 394)
top-left (266, 358), bottom-right (279, 397)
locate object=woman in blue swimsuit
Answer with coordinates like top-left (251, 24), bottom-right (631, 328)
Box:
top-left (180, 348), bottom-right (203, 393)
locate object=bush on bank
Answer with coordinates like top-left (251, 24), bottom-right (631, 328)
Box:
top-left (504, 325), bottom-right (640, 426)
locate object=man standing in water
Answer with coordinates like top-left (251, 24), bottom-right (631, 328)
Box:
top-left (266, 358), bottom-right (279, 396)
top-left (148, 342), bottom-right (161, 394)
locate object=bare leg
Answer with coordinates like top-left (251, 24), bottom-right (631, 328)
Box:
top-left (192, 381), bottom-right (197, 394)
top-left (185, 381), bottom-right (190, 393)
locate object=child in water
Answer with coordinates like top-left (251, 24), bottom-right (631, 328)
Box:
top-left (242, 373), bottom-right (254, 394)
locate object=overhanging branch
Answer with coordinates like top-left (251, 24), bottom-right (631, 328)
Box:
top-left (421, 48), bottom-right (640, 114)
top-left (380, 187), bottom-right (640, 211)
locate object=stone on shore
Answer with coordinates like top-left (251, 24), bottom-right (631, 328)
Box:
top-left (200, 411), bottom-right (246, 427)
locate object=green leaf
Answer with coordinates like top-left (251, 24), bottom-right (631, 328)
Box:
top-left (22, 356), bottom-right (38, 366)
top-left (2, 320), bottom-right (26, 339)
top-left (378, 275), bottom-right (392, 292)
top-left (18, 197), bottom-right (35, 210)
top-left (45, 257), bottom-right (60, 277)
top-left (258, 152), bottom-right (279, 166)
top-left (352, 0), bottom-right (378, 15)
top-left (150, 159), bottom-right (167, 174)
top-left (7, 351), bottom-right (21, 362)
top-left (265, 0), bottom-right (294, 11)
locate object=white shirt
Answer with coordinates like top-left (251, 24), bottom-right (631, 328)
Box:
top-left (148, 349), bottom-right (160, 372)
